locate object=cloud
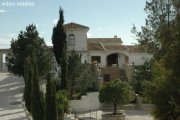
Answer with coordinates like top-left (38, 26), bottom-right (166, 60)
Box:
top-left (9, 34), bottom-right (18, 38)
top-left (0, 34), bottom-right (18, 48)
top-left (0, 10), bottom-right (5, 13)
top-left (39, 31), bottom-right (45, 38)
top-left (53, 19), bottom-right (58, 25)
top-left (0, 43), bottom-right (10, 48)
top-left (35, 24), bottom-right (39, 28)
top-left (45, 41), bottom-right (53, 46)
top-left (87, 33), bottom-right (93, 38)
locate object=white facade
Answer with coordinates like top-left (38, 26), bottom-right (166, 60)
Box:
top-left (66, 29), bottom-right (88, 52)
top-left (0, 22), bottom-right (152, 81)
top-left (128, 53), bottom-right (153, 66)
top-left (64, 22), bottom-right (152, 82)
top-left (64, 22), bottom-right (152, 68)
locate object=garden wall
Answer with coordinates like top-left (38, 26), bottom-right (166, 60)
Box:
top-left (69, 92), bottom-right (101, 112)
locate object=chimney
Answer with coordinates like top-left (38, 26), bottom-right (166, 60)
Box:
top-left (114, 35), bottom-right (117, 38)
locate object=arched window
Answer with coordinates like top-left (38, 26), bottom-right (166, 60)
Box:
top-left (68, 34), bottom-right (75, 45)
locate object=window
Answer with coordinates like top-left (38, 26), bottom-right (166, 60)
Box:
top-left (91, 56), bottom-right (101, 63)
top-left (103, 74), bottom-right (110, 82)
top-left (68, 34), bottom-right (75, 45)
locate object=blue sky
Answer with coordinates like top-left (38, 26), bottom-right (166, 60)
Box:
top-left (0, 0), bottom-right (147, 48)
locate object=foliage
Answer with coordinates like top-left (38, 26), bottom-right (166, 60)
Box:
top-left (56, 90), bottom-right (69, 120)
top-left (23, 55), bottom-right (33, 112)
top-left (99, 80), bottom-right (131, 114)
top-left (52, 7), bottom-right (66, 65)
top-left (45, 74), bottom-right (57, 120)
top-left (67, 50), bottom-right (82, 98)
top-left (52, 7), bottom-right (67, 90)
top-left (132, 0), bottom-right (180, 119)
top-left (6, 24), bottom-right (50, 77)
top-left (76, 63), bottom-right (97, 95)
top-left (29, 51), bottom-right (44, 120)
top-left (67, 50), bottom-right (97, 99)
top-left (132, 60), bottom-right (152, 95)
top-left (60, 44), bottom-right (67, 90)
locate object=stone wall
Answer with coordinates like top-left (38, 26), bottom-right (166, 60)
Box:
top-left (101, 66), bottom-right (120, 80)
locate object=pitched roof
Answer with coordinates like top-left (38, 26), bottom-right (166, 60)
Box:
top-left (104, 45), bottom-right (127, 51)
top-left (87, 38), bottom-right (122, 44)
top-left (87, 37), bottom-right (129, 51)
top-left (125, 45), bottom-right (146, 53)
top-left (64, 22), bottom-right (89, 30)
top-left (87, 43), bottom-right (105, 51)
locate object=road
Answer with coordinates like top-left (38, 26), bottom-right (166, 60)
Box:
top-left (0, 73), bottom-right (28, 120)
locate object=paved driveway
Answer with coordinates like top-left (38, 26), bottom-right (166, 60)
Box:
top-left (0, 73), bottom-right (28, 120)
top-left (76, 109), bottom-right (153, 120)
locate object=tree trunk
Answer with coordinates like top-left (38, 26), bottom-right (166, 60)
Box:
top-left (113, 103), bottom-right (117, 115)
top-left (58, 113), bottom-right (64, 120)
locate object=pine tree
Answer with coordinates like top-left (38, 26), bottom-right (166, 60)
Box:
top-left (45, 74), bottom-right (57, 120)
top-left (30, 51), bottom-right (44, 120)
top-left (133, 0), bottom-right (180, 119)
top-left (6, 24), bottom-right (49, 77)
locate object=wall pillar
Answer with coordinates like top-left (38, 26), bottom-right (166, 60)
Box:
top-left (0, 53), bottom-right (3, 71)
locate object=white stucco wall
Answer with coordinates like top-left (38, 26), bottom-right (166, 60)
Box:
top-left (87, 52), bottom-right (106, 66)
top-left (128, 53), bottom-right (153, 66)
top-left (69, 92), bottom-right (101, 112)
top-left (79, 52), bottom-right (88, 63)
top-left (66, 30), bottom-right (88, 51)
top-left (0, 54), bottom-right (7, 71)
top-left (118, 54), bottom-right (125, 68)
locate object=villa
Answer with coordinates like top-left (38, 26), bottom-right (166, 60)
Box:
top-left (0, 22), bottom-right (152, 83)
top-left (64, 22), bottom-right (152, 83)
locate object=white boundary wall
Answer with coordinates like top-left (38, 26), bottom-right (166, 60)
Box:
top-left (69, 92), bottom-right (101, 112)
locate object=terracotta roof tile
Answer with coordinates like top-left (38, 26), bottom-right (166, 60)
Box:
top-left (87, 43), bottom-right (104, 51)
top-left (64, 22), bottom-right (89, 30)
top-left (104, 45), bottom-right (127, 51)
top-left (87, 38), bottom-right (122, 43)
top-left (125, 45), bottom-right (145, 53)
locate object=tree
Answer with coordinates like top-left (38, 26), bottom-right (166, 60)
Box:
top-left (67, 50), bottom-right (82, 98)
top-left (99, 80), bottom-right (131, 115)
top-left (67, 50), bottom-right (97, 99)
top-left (28, 50), bottom-right (44, 120)
top-left (132, 60), bottom-right (152, 95)
top-left (52, 8), bottom-right (67, 90)
top-left (60, 44), bottom-right (67, 90)
top-left (52, 7), bottom-right (66, 65)
top-left (76, 63), bottom-right (97, 95)
top-left (45, 74), bottom-right (57, 120)
top-left (56, 90), bottom-right (69, 120)
top-left (6, 24), bottom-right (51, 114)
top-left (131, 0), bottom-right (176, 57)
top-left (6, 24), bottom-right (50, 77)
top-left (23, 56), bottom-right (33, 112)
top-left (132, 0), bottom-right (180, 119)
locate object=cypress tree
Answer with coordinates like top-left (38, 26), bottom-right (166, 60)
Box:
top-left (52, 8), bottom-right (66, 65)
top-left (24, 57), bottom-right (32, 113)
top-left (61, 44), bottom-right (67, 90)
top-left (30, 51), bottom-right (44, 120)
top-left (45, 74), bottom-right (57, 120)
top-left (52, 7), bottom-right (67, 90)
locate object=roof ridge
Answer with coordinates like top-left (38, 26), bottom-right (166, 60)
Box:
top-left (64, 22), bottom-right (89, 29)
